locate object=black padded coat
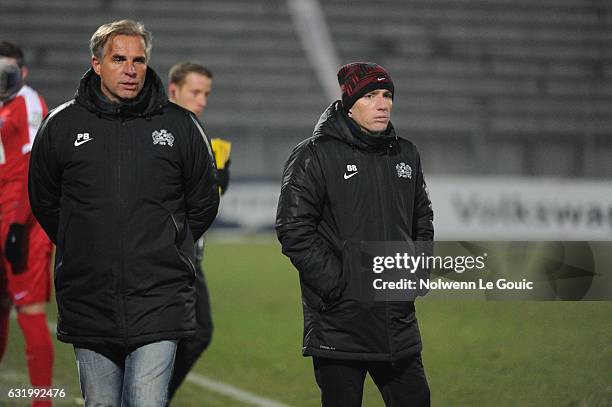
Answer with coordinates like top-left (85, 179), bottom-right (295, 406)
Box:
top-left (276, 101), bottom-right (433, 361)
top-left (29, 67), bottom-right (219, 347)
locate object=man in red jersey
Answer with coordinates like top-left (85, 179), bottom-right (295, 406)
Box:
top-left (0, 41), bottom-right (54, 407)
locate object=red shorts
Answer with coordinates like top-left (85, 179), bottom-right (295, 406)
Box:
top-left (0, 216), bottom-right (53, 307)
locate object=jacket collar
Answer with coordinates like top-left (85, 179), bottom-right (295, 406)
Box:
top-left (313, 101), bottom-right (397, 152)
top-left (75, 67), bottom-right (168, 118)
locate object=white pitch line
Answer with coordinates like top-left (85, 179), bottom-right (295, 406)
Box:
top-left (185, 374), bottom-right (291, 407)
top-left (38, 317), bottom-right (291, 407)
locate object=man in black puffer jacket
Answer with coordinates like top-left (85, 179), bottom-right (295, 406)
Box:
top-left (28, 20), bottom-right (219, 407)
top-left (276, 62), bottom-right (433, 406)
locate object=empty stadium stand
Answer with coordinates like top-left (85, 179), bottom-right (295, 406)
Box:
top-left (322, 0), bottom-right (612, 177)
top-left (1, 0), bottom-right (611, 178)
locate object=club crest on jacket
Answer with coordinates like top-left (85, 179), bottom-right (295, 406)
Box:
top-left (396, 162), bottom-right (412, 179)
top-left (152, 129), bottom-right (174, 147)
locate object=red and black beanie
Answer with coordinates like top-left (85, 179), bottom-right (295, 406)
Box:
top-left (337, 62), bottom-right (394, 112)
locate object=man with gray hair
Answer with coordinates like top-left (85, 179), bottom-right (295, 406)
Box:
top-left (28, 20), bottom-right (219, 406)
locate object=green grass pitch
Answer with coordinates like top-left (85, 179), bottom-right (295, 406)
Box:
top-left (1, 236), bottom-right (610, 406)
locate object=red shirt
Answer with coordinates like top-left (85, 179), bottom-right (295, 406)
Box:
top-left (0, 85), bottom-right (48, 223)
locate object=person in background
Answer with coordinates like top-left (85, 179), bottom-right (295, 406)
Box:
top-left (28, 21), bottom-right (219, 407)
top-left (167, 61), bottom-right (231, 401)
top-left (0, 41), bottom-right (54, 407)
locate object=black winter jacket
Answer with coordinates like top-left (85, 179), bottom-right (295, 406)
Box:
top-left (28, 68), bottom-right (219, 347)
top-left (276, 101), bottom-right (433, 361)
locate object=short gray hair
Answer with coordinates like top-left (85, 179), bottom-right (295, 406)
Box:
top-left (90, 19), bottom-right (152, 61)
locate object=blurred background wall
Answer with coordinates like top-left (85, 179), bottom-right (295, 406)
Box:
top-left (2, 0), bottom-right (611, 238)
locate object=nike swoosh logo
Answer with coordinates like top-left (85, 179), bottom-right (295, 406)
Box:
top-left (344, 172), bottom-right (358, 179)
top-left (377, 77), bottom-right (386, 81)
top-left (74, 138), bottom-right (93, 147)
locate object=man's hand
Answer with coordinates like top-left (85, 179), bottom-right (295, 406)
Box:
top-left (4, 223), bottom-right (26, 272)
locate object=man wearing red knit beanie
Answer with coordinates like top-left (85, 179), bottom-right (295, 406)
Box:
top-left (277, 62), bottom-right (433, 406)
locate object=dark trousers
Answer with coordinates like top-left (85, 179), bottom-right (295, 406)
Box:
top-left (167, 265), bottom-right (213, 400)
top-left (313, 355), bottom-right (430, 407)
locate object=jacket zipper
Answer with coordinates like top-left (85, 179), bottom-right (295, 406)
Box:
top-left (118, 117), bottom-right (128, 345)
top-left (372, 146), bottom-right (395, 359)
top-left (383, 144), bottom-right (395, 359)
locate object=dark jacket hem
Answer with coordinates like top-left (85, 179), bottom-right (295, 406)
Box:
top-left (57, 329), bottom-right (196, 348)
top-left (303, 342), bottom-right (422, 362)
